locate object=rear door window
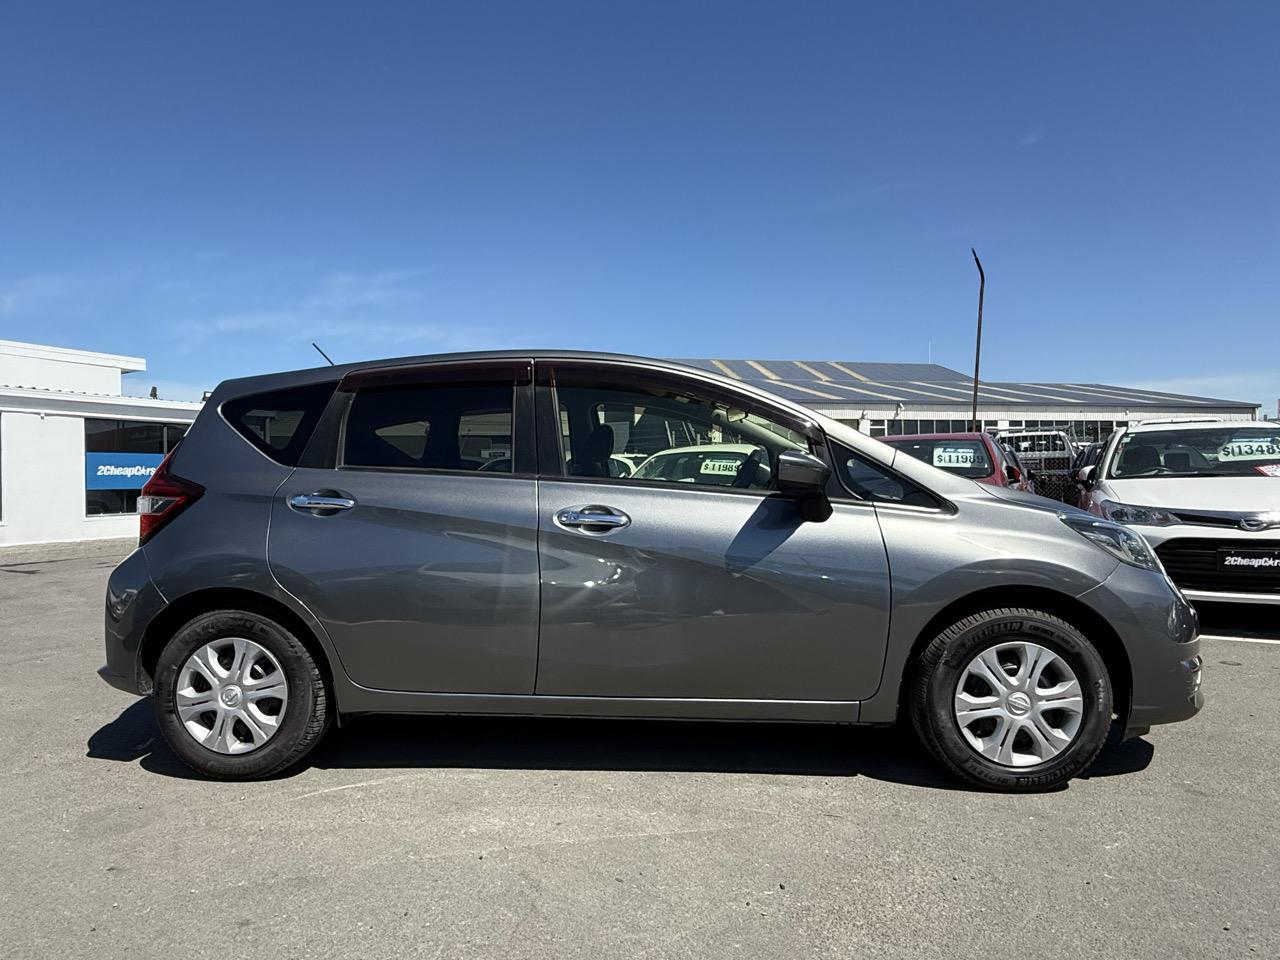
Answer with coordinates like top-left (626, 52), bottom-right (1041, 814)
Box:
top-left (343, 381), bottom-right (514, 472)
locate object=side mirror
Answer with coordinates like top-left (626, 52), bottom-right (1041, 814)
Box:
top-left (775, 450), bottom-right (833, 522)
top-left (1077, 464), bottom-right (1096, 488)
top-left (1005, 464), bottom-right (1022, 484)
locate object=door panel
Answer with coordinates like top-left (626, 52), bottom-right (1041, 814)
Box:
top-left (536, 480), bottom-right (891, 701)
top-left (270, 468), bottom-right (540, 694)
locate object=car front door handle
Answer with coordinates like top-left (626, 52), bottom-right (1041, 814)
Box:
top-left (289, 493), bottom-right (357, 512)
top-left (555, 506), bottom-right (631, 531)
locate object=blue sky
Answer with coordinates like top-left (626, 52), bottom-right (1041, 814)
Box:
top-left (1, 2), bottom-right (1276, 410)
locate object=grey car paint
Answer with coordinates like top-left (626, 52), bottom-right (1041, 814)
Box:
top-left (270, 469), bottom-right (540, 694)
top-left (536, 481), bottom-right (889, 701)
top-left (101, 350), bottom-right (1201, 738)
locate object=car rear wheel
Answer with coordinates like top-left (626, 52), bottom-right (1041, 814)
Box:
top-left (153, 610), bottom-right (329, 780)
top-left (909, 607), bottom-right (1112, 791)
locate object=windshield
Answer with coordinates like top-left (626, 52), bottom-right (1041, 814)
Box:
top-left (882, 438), bottom-right (993, 479)
top-left (1107, 426), bottom-right (1280, 479)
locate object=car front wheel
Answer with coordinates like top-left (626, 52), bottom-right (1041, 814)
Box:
top-left (909, 607), bottom-right (1113, 791)
top-left (153, 610), bottom-right (330, 780)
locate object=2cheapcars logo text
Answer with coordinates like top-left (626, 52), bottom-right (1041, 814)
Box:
top-left (95, 464), bottom-right (156, 479)
top-left (1223, 555), bottom-right (1280, 569)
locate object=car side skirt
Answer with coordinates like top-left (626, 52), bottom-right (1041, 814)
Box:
top-left (335, 687), bottom-right (861, 723)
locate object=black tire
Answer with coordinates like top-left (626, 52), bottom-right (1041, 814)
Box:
top-left (909, 607), bottom-right (1112, 792)
top-left (153, 610), bottom-right (330, 780)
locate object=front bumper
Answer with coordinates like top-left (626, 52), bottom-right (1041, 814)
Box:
top-left (1078, 562), bottom-right (1203, 736)
top-left (1136, 524), bottom-right (1280, 605)
top-left (101, 547), bottom-right (167, 696)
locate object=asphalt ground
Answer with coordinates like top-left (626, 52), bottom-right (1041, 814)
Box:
top-left (1, 548), bottom-right (1277, 959)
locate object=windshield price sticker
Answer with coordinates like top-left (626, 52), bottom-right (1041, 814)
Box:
top-left (933, 446), bottom-right (978, 468)
top-left (1219, 439), bottom-right (1280, 462)
top-left (700, 458), bottom-right (741, 475)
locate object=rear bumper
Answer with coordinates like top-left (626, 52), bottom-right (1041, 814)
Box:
top-left (102, 547), bottom-right (167, 696)
top-left (96, 663), bottom-right (137, 693)
top-left (1078, 564), bottom-right (1204, 736)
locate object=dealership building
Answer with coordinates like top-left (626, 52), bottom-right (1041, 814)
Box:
top-left (0, 339), bottom-right (1261, 547)
top-left (0, 340), bottom-right (201, 547)
top-left (677, 358), bottom-right (1260, 441)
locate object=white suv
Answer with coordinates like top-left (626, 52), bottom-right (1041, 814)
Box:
top-left (1081, 418), bottom-right (1280, 605)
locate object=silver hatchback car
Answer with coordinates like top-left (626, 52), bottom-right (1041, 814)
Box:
top-left (100, 352), bottom-right (1202, 790)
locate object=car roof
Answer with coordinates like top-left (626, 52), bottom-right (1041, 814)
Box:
top-left (212, 349), bottom-right (825, 425)
top-left (228, 349), bottom-right (712, 384)
top-left (1124, 418), bottom-right (1278, 434)
top-left (881, 432), bottom-right (991, 443)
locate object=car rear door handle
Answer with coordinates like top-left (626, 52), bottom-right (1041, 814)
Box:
top-left (289, 493), bottom-right (356, 512)
top-left (555, 506), bottom-right (631, 530)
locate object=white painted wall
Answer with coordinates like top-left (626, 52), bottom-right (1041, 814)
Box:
top-left (0, 353), bottom-right (122, 394)
top-left (0, 341), bottom-right (146, 396)
top-left (0, 410), bottom-right (140, 546)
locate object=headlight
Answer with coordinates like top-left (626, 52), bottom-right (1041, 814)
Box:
top-left (1098, 499), bottom-right (1180, 526)
top-left (1061, 514), bottom-right (1161, 571)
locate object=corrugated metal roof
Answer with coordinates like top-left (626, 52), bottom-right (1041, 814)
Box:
top-left (669, 359), bottom-right (1258, 409)
top-left (675, 359), bottom-right (971, 383)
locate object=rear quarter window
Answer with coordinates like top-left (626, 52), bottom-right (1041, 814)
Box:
top-left (221, 381), bottom-right (338, 466)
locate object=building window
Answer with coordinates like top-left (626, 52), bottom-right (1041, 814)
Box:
top-left (85, 418), bottom-right (188, 515)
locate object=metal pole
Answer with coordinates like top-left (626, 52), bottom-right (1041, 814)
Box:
top-left (969, 248), bottom-right (985, 432)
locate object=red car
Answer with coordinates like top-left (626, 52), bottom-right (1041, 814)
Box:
top-left (879, 432), bottom-right (1034, 491)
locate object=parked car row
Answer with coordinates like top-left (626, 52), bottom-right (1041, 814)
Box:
top-left (102, 351), bottom-right (1203, 791)
top-left (880, 432), bottom-right (1034, 492)
top-left (887, 418), bottom-right (1280, 608)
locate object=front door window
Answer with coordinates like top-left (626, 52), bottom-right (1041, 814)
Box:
top-left (553, 376), bottom-right (811, 491)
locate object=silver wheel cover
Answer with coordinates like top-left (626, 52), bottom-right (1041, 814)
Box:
top-left (953, 641), bottom-right (1085, 768)
top-left (176, 638), bottom-right (289, 755)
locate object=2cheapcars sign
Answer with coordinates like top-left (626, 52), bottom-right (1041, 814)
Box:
top-left (85, 453), bottom-right (165, 490)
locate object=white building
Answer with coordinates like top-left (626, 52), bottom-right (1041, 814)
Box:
top-left (0, 340), bottom-right (202, 546)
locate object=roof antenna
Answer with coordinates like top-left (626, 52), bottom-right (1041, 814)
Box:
top-left (312, 342), bottom-right (335, 366)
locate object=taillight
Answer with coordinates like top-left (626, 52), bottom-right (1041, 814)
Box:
top-left (137, 445), bottom-right (204, 545)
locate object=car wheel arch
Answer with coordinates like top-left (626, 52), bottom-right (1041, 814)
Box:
top-left (897, 584), bottom-right (1132, 730)
top-left (138, 587), bottom-right (338, 710)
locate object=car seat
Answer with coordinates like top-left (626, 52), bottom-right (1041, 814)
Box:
top-left (1119, 445), bottom-right (1161, 475)
top-left (569, 424), bottom-right (615, 477)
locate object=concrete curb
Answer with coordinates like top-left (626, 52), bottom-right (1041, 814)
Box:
top-left (0, 537), bottom-right (136, 566)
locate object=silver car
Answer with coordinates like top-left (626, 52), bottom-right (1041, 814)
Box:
top-left (100, 351), bottom-right (1202, 790)
top-left (1081, 418), bottom-right (1280, 606)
